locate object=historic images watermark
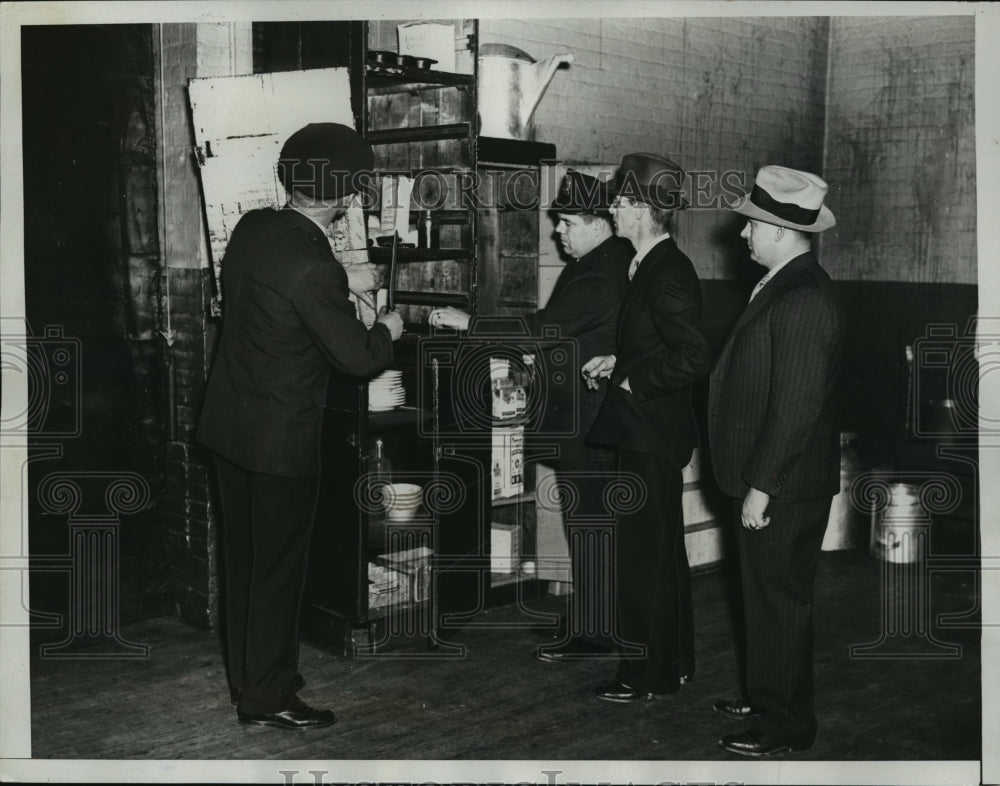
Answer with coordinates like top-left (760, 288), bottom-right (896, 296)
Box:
top-left (283, 162), bottom-right (749, 213)
top-left (275, 770), bottom-right (744, 785)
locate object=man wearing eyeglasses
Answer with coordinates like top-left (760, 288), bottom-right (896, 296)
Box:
top-left (582, 153), bottom-right (710, 703)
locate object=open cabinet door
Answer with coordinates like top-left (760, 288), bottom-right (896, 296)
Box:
top-left (187, 68), bottom-right (371, 315)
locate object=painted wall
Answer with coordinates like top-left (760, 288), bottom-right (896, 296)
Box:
top-left (822, 16), bottom-right (976, 284)
top-left (481, 16), bottom-right (830, 281)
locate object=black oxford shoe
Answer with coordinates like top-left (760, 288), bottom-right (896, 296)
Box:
top-left (537, 638), bottom-right (614, 662)
top-left (237, 699), bottom-right (336, 730)
top-left (713, 697), bottom-right (760, 720)
top-left (593, 680), bottom-right (675, 703)
top-left (718, 728), bottom-right (814, 757)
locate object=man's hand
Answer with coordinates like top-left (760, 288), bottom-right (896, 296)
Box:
top-left (377, 308), bottom-right (404, 341)
top-left (345, 263), bottom-right (381, 308)
top-left (581, 355), bottom-right (616, 390)
top-left (429, 307), bottom-right (470, 331)
top-left (741, 487), bottom-right (771, 531)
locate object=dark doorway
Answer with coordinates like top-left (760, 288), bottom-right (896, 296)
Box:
top-left (21, 24), bottom-right (170, 641)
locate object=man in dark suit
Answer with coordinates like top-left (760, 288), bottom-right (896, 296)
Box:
top-left (197, 123), bottom-right (403, 730)
top-left (429, 170), bottom-right (632, 659)
top-left (583, 153), bottom-right (711, 701)
top-left (708, 165), bottom-right (843, 756)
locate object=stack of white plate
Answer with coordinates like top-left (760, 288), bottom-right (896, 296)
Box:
top-left (369, 369), bottom-right (405, 412)
top-left (383, 483), bottom-right (424, 521)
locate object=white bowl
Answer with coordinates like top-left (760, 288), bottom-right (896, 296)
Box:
top-left (382, 483), bottom-right (423, 508)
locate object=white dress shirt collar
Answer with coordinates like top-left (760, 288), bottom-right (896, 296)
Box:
top-left (628, 231), bottom-right (672, 281)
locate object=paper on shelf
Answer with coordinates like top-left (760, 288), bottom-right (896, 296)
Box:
top-left (397, 22), bottom-right (457, 72)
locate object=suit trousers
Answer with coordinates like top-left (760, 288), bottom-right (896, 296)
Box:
top-left (212, 453), bottom-right (319, 713)
top-left (554, 458), bottom-right (616, 646)
top-left (614, 450), bottom-right (694, 693)
top-left (733, 495), bottom-right (832, 738)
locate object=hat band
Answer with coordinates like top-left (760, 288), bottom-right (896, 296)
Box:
top-left (750, 185), bottom-right (820, 225)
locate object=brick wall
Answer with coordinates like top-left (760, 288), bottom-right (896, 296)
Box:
top-left (821, 16), bottom-right (976, 283)
top-left (482, 17), bottom-right (830, 281)
top-left (157, 24), bottom-right (249, 629)
top-left (161, 269), bottom-right (219, 629)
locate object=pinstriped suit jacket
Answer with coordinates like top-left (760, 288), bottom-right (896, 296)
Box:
top-left (707, 252), bottom-right (843, 501)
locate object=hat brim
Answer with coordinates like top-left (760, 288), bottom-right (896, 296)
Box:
top-left (612, 183), bottom-right (689, 211)
top-left (733, 193), bottom-right (835, 232)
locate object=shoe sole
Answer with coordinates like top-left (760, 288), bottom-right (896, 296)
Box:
top-left (717, 740), bottom-right (812, 757)
top-left (713, 706), bottom-right (761, 721)
top-left (594, 691), bottom-right (673, 703)
top-left (537, 653), bottom-right (619, 663)
top-left (238, 718), bottom-right (336, 730)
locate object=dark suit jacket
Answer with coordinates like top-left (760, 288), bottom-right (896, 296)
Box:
top-left (587, 237), bottom-right (711, 464)
top-left (524, 235), bottom-right (632, 461)
top-left (707, 252), bottom-right (843, 501)
top-left (197, 208), bottom-right (394, 477)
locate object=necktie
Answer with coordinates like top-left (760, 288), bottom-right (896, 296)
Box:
top-left (628, 257), bottom-right (640, 282)
top-left (748, 273), bottom-right (771, 302)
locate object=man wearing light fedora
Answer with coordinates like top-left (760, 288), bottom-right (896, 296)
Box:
top-left (708, 165), bottom-right (844, 756)
top-left (583, 153), bottom-right (710, 702)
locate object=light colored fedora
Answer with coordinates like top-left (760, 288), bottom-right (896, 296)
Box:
top-left (733, 165), bottom-right (835, 232)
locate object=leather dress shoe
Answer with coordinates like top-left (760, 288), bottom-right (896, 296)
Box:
top-left (593, 680), bottom-right (674, 703)
top-left (713, 697), bottom-right (760, 720)
top-left (718, 727), bottom-right (814, 757)
top-left (237, 698), bottom-right (336, 730)
top-left (537, 638), bottom-right (613, 662)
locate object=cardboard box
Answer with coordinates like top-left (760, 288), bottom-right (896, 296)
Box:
top-left (376, 546), bottom-right (432, 603)
top-left (367, 562), bottom-right (406, 609)
top-left (491, 523), bottom-right (520, 574)
top-left (491, 425), bottom-right (524, 500)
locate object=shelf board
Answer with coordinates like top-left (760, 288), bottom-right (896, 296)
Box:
top-left (367, 123), bottom-right (471, 145)
top-left (393, 290), bottom-right (471, 308)
top-left (366, 65), bottom-right (474, 90)
top-left (368, 246), bottom-right (474, 263)
top-left (478, 136), bottom-right (557, 166)
top-left (366, 406), bottom-right (432, 428)
top-left (491, 491), bottom-right (535, 508)
top-left (364, 209), bottom-right (471, 224)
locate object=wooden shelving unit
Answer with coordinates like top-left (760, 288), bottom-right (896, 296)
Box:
top-left (298, 19), bottom-right (557, 653)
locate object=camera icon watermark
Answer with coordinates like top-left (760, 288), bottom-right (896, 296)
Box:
top-left (416, 317), bottom-right (581, 444)
top-left (911, 317), bottom-right (1000, 441)
top-left (1, 319), bottom-right (82, 438)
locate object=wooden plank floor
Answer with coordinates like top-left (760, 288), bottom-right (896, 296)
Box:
top-left (29, 550), bottom-right (980, 762)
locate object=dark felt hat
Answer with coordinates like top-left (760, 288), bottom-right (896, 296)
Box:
top-left (277, 123), bottom-right (375, 202)
top-left (614, 152), bottom-right (689, 210)
top-left (551, 169), bottom-right (614, 215)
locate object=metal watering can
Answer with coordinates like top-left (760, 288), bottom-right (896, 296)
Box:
top-left (478, 43), bottom-right (574, 141)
